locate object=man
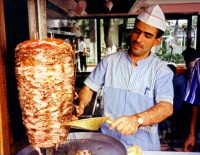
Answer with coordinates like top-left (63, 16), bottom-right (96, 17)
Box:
top-left (75, 5), bottom-right (174, 151)
top-left (78, 36), bottom-right (87, 71)
top-left (183, 59), bottom-right (200, 152)
top-left (182, 48), bottom-right (200, 75)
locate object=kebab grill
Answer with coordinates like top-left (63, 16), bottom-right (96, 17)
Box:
top-left (15, 38), bottom-right (130, 155)
top-left (15, 38), bottom-right (75, 154)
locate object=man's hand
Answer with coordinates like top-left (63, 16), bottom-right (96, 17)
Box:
top-left (71, 85), bottom-right (93, 120)
top-left (71, 105), bottom-right (84, 121)
top-left (109, 116), bottom-right (139, 136)
top-left (183, 134), bottom-right (196, 152)
top-left (83, 52), bottom-right (87, 56)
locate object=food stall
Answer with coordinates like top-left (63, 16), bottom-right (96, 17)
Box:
top-left (15, 132), bottom-right (200, 155)
top-left (1, 0), bottom-right (200, 155)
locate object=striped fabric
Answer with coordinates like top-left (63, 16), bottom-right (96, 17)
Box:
top-left (184, 59), bottom-right (200, 105)
top-left (84, 51), bottom-right (174, 150)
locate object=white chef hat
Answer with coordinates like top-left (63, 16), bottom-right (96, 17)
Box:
top-left (137, 4), bottom-right (166, 31)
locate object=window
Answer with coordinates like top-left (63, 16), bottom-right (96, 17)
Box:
top-left (70, 14), bottom-right (198, 72)
top-left (154, 15), bottom-right (198, 64)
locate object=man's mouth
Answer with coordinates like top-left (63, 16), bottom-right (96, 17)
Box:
top-left (132, 43), bottom-right (143, 50)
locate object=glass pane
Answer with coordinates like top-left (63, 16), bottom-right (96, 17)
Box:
top-left (76, 19), bottom-right (97, 72)
top-left (50, 16), bottom-right (197, 72)
top-left (191, 15), bottom-right (197, 49)
top-left (100, 17), bottom-right (135, 59)
top-left (153, 16), bottom-right (197, 65)
top-left (153, 19), bottom-right (188, 64)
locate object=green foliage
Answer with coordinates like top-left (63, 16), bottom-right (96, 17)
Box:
top-left (155, 51), bottom-right (185, 63)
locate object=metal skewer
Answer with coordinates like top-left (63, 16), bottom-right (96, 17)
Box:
top-left (46, 147), bottom-right (55, 155)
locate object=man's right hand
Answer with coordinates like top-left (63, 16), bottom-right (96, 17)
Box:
top-left (71, 105), bottom-right (84, 121)
top-left (71, 85), bottom-right (94, 120)
top-left (183, 134), bottom-right (196, 152)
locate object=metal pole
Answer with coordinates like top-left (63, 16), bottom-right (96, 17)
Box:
top-left (46, 147), bottom-right (55, 155)
top-left (27, 0), bottom-right (47, 39)
top-left (96, 18), bottom-right (101, 63)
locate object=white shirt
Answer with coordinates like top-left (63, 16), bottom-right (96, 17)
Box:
top-left (79, 41), bottom-right (86, 52)
top-left (84, 51), bottom-right (174, 150)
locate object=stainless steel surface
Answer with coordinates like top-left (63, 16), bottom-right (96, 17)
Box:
top-left (65, 132), bottom-right (127, 155)
top-left (47, 19), bottom-right (71, 28)
top-left (143, 151), bottom-right (200, 155)
top-left (47, 29), bottom-right (78, 36)
top-left (16, 132), bottom-right (127, 155)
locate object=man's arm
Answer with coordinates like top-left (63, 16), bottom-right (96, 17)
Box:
top-left (183, 60), bottom-right (200, 151)
top-left (83, 47), bottom-right (87, 56)
top-left (109, 101), bottom-right (173, 136)
top-left (137, 101), bottom-right (173, 126)
top-left (183, 105), bottom-right (199, 152)
top-left (75, 85), bottom-right (94, 117)
top-left (82, 42), bottom-right (87, 55)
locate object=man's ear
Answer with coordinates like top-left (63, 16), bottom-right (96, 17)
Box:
top-left (153, 37), bottom-right (162, 47)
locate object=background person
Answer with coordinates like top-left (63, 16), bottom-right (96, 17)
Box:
top-left (182, 48), bottom-right (200, 75)
top-left (183, 59), bottom-right (200, 152)
top-left (78, 36), bottom-right (87, 71)
top-left (181, 48), bottom-right (200, 146)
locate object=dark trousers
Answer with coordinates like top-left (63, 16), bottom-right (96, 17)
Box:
top-left (80, 52), bottom-right (87, 71)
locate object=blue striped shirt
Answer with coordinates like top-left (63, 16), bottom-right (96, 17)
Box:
top-left (184, 58), bottom-right (200, 105)
top-left (84, 51), bottom-right (174, 150)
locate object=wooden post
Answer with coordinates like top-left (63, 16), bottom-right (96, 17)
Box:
top-left (0, 0), bottom-right (11, 154)
top-left (27, 0), bottom-right (47, 39)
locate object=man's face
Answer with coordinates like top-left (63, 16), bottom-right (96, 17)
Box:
top-left (129, 20), bottom-right (162, 60)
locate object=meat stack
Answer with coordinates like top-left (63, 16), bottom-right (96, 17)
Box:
top-left (15, 38), bottom-right (74, 151)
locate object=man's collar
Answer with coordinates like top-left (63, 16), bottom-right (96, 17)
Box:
top-left (126, 51), bottom-right (153, 66)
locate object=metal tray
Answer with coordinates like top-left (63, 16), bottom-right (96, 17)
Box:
top-left (17, 132), bottom-right (127, 155)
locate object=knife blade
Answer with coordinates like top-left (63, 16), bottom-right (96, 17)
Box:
top-left (64, 117), bottom-right (113, 131)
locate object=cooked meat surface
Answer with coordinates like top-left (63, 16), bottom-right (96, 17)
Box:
top-left (15, 38), bottom-right (74, 150)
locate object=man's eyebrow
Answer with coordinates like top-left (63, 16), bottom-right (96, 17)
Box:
top-left (144, 32), bottom-right (154, 37)
top-left (133, 27), bottom-right (155, 37)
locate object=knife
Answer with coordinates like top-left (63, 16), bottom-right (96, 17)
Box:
top-left (64, 117), bottom-right (113, 131)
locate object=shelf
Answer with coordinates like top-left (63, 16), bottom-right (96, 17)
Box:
top-left (47, 29), bottom-right (80, 37)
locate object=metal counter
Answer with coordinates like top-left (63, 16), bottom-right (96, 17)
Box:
top-left (143, 151), bottom-right (200, 155)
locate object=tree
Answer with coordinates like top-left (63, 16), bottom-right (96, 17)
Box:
top-left (103, 18), bottom-right (121, 55)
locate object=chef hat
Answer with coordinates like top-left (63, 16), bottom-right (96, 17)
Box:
top-left (137, 4), bottom-right (166, 31)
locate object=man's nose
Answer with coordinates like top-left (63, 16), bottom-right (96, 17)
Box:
top-left (136, 33), bottom-right (143, 42)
